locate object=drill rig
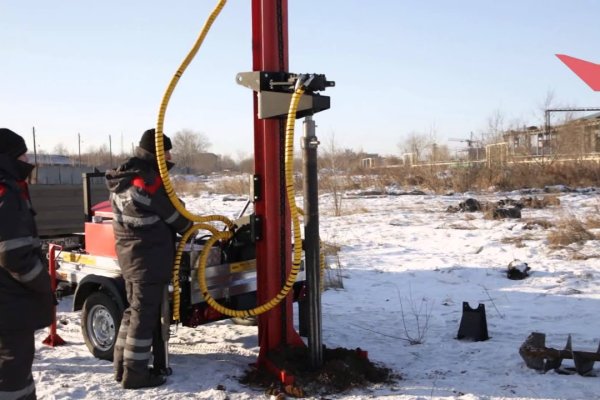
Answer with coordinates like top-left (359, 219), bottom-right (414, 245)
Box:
top-left (49, 0), bottom-right (334, 382)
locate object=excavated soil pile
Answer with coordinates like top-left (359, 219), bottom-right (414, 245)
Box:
top-left (240, 346), bottom-right (398, 398)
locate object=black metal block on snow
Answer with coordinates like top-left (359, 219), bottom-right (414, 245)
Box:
top-left (456, 302), bottom-right (489, 341)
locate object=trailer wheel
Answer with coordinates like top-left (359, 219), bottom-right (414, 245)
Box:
top-left (82, 291), bottom-right (122, 361)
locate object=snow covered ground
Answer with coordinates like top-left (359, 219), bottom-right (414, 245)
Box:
top-left (33, 188), bottom-right (600, 399)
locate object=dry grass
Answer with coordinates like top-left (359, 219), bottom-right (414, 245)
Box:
top-left (211, 176), bottom-right (251, 196)
top-left (321, 241), bottom-right (344, 290)
top-left (481, 208), bottom-right (501, 220)
top-left (445, 222), bottom-right (478, 230)
top-left (568, 252), bottom-right (600, 261)
top-left (172, 176), bottom-right (251, 196)
top-left (583, 215), bottom-right (600, 229)
top-left (547, 216), bottom-right (597, 248)
top-left (542, 195), bottom-right (561, 207)
top-left (171, 180), bottom-right (209, 197)
top-left (501, 233), bottom-right (536, 248)
top-left (522, 218), bottom-right (554, 230)
top-left (341, 204), bottom-right (370, 215)
top-left (366, 159), bottom-right (600, 193)
top-left (321, 241), bottom-right (341, 256)
top-left (314, 161), bottom-right (600, 196)
top-left (322, 205), bottom-right (369, 217)
top-left (520, 195), bottom-right (561, 209)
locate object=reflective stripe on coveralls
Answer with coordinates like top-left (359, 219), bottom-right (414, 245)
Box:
top-left (12, 259), bottom-right (44, 283)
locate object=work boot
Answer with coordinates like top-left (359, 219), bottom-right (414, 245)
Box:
top-left (122, 368), bottom-right (166, 389)
top-left (150, 365), bottom-right (172, 376)
top-left (119, 365), bottom-right (167, 382)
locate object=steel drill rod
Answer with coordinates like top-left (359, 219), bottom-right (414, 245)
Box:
top-left (302, 115), bottom-right (322, 368)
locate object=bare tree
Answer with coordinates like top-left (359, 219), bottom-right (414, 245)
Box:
top-left (535, 90), bottom-right (578, 157)
top-left (53, 142), bottom-right (70, 155)
top-left (171, 129), bottom-right (211, 173)
top-left (537, 89), bottom-right (555, 123)
top-left (219, 154), bottom-right (237, 171)
top-left (486, 109), bottom-right (505, 144)
top-left (82, 144), bottom-right (112, 168)
top-left (320, 132), bottom-right (345, 216)
top-left (399, 132), bottom-right (433, 163)
top-left (238, 155), bottom-right (254, 174)
top-left (431, 143), bottom-right (451, 162)
top-left (535, 89), bottom-right (574, 128)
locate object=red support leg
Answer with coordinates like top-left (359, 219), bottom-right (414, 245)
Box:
top-left (43, 244), bottom-right (66, 347)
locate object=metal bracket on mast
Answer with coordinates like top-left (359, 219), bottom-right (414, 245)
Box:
top-left (236, 71), bottom-right (334, 119)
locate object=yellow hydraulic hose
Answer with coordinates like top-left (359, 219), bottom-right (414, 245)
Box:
top-left (171, 223), bottom-right (220, 321)
top-left (194, 86), bottom-right (306, 317)
top-left (151, 0), bottom-right (234, 321)
top-left (155, 0), bottom-right (232, 228)
top-left (156, 0), bottom-right (308, 320)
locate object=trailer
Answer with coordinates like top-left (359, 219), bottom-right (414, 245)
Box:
top-left (48, 173), bottom-right (306, 361)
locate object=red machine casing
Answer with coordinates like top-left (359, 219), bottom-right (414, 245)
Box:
top-left (84, 221), bottom-right (117, 258)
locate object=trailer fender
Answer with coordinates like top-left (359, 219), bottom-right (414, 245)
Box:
top-left (73, 275), bottom-right (126, 312)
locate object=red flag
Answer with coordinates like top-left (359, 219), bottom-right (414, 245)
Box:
top-left (556, 54), bottom-right (600, 91)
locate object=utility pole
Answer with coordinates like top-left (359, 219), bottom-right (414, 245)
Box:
top-left (32, 127), bottom-right (37, 165)
top-left (78, 133), bottom-right (82, 167)
top-left (109, 134), bottom-right (113, 168)
top-left (32, 127), bottom-right (38, 183)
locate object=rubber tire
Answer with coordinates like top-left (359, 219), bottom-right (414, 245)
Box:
top-left (81, 291), bottom-right (123, 361)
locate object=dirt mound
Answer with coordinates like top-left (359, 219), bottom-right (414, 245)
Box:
top-left (240, 346), bottom-right (398, 398)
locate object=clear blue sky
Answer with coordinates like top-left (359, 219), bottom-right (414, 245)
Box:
top-left (1, 1), bottom-right (599, 158)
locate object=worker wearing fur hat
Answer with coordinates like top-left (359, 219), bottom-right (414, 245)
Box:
top-left (105, 129), bottom-right (192, 389)
top-left (0, 128), bottom-right (54, 400)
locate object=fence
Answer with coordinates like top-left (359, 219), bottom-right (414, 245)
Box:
top-left (32, 165), bottom-right (104, 185)
top-left (30, 183), bottom-right (108, 237)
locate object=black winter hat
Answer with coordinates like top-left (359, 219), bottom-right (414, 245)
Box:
top-left (139, 129), bottom-right (172, 155)
top-left (0, 128), bottom-right (28, 158)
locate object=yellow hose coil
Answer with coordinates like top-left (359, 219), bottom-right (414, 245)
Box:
top-left (157, 0), bottom-right (310, 320)
top-left (195, 87), bottom-right (306, 317)
top-left (171, 223), bottom-right (220, 321)
top-left (154, 0), bottom-right (232, 322)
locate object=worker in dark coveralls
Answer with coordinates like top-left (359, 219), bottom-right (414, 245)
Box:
top-left (0, 128), bottom-right (53, 400)
top-left (106, 129), bottom-right (192, 389)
